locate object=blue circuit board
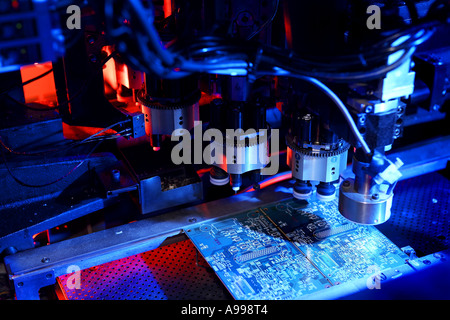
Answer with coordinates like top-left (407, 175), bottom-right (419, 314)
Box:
top-left (186, 196), bottom-right (408, 300)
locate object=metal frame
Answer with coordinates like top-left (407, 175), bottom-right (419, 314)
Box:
top-left (3, 135), bottom-right (449, 299)
top-left (4, 182), bottom-right (293, 299)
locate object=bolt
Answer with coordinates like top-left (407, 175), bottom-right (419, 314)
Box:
top-left (359, 114), bottom-right (366, 124)
top-left (237, 12), bottom-right (254, 26)
top-left (86, 35), bottom-right (96, 45)
top-left (372, 193), bottom-right (380, 200)
top-left (46, 273), bottom-right (52, 279)
top-left (342, 180), bottom-right (351, 188)
top-left (365, 105), bottom-right (373, 113)
top-left (112, 169), bottom-right (120, 181)
top-left (88, 54), bottom-right (98, 63)
top-left (432, 104), bottom-right (440, 111)
top-left (188, 217), bottom-right (197, 223)
top-left (17, 282), bottom-right (24, 287)
top-left (41, 257), bottom-right (50, 263)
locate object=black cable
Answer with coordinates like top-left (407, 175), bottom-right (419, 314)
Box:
top-left (257, 25), bottom-right (434, 82)
top-left (105, 0), bottom-right (439, 82)
top-left (177, 22), bottom-right (432, 82)
top-left (1, 139), bottom-right (104, 188)
top-left (247, 0), bottom-right (280, 40)
top-left (56, 51), bottom-right (119, 108)
top-left (0, 119), bottom-right (131, 157)
top-left (404, 0), bottom-right (420, 24)
top-left (5, 51), bottom-right (118, 112)
top-left (1, 126), bottom-right (131, 188)
top-left (126, 0), bottom-right (175, 67)
top-left (0, 68), bottom-right (53, 97)
top-left (5, 95), bottom-right (60, 111)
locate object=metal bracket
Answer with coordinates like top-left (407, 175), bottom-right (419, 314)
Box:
top-left (8, 266), bottom-right (56, 300)
top-left (3, 182), bottom-right (293, 299)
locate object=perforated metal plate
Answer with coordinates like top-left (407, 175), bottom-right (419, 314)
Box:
top-left (57, 171), bottom-right (449, 300)
top-left (58, 239), bottom-right (232, 300)
top-left (377, 171), bottom-right (450, 257)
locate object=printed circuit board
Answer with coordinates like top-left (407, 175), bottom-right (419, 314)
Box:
top-left (186, 196), bottom-right (408, 299)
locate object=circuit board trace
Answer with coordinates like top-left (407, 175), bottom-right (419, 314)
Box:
top-left (186, 195), bottom-right (408, 300)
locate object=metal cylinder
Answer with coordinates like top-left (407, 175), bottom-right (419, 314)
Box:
top-left (138, 89), bottom-right (200, 136)
top-left (207, 98), bottom-right (269, 176)
top-left (339, 178), bottom-right (393, 225)
top-left (209, 166), bottom-right (230, 186)
top-left (286, 136), bottom-right (349, 183)
top-left (207, 137), bottom-right (269, 175)
top-left (138, 74), bottom-right (201, 137)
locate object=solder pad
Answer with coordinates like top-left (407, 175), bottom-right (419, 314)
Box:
top-left (186, 196), bottom-right (408, 300)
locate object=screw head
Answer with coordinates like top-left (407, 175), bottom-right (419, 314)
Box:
top-left (372, 193), bottom-right (380, 200)
top-left (41, 257), bottom-right (50, 263)
top-left (365, 105), bottom-right (373, 113)
top-left (342, 180), bottom-right (351, 188)
top-left (188, 218), bottom-right (197, 223)
top-left (111, 169), bottom-right (120, 181)
top-left (88, 54), bottom-right (98, 63)
top-left (236, 12), bottom-right (254, 26)
top-left (86, 35), bottom-right (96, 45)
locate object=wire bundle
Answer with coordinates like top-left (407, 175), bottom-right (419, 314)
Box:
top-left (0, 120), bottom-right (131, 188)
top-left (105, 0), bottom-right (446, 82)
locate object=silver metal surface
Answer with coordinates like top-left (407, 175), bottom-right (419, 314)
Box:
top-left (376, 57), bottom-right (415, 102)
top-left (341, 135), bottom-right (450, 182)
top-left (346, 96), bottom-right (400, 114)
top-left (139, 175), bottom-right (203, 214)
top-left (287, 145), bottom-right (349, 182)
top-left (141, 102), bottom-right (199, 136)
top-left (207, 138), bottom-right (269, 175)
top-left (339, 178), bottom-right (393, 225)
top-left (386, 135), bottom-right (450, 181)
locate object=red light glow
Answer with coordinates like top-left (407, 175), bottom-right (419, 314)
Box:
top-left (11, 0), bottom-right (19, 10)
top-left (243, 172), bottom-right (292, 193)
top-left (62, 123), bottom-right (121, 140)
top-left (20, 62), bottom-right (57, 105)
